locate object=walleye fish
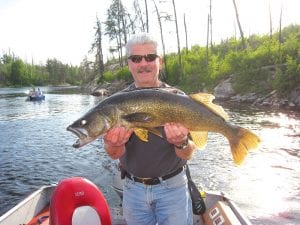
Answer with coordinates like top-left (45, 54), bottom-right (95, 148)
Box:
top-left (67, 88), bottom-right (260, 164)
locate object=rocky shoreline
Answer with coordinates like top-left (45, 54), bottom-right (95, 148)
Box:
top-left (85, 78), bottom-right (300, 112)
top-left (214, 77), bottom-right (300, 111)
top-left (83, 80), bottom-right (129, 97)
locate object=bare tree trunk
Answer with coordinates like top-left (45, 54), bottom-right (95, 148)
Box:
top-left (234, 21), bottom-right (238, 52)
top-left (279, 6), bottom-right (283, 43)
top-left (209, 0), bottom-right (213, 50)
top-left (121, 10), bottom-right (127, 45)
top-left (90, 16), bottom-right (104, 80)
top-left (117, 0), bottom-right (123, 67)
top-left (115, 33), bottom-right (122, 66)
top-left (152, 0), bottom-right (168, 80)
top-left (206, 13), bottom-right (209, 66)
top-left (183, 14), bottom-right (188, 53)
top-left (96, 18), bottom-right (104, 78)
top-left (278, 5), bottom-right (283, 63)
top-left (172, 0), bottom-right (183, 82)
top-left (232, 0), bottom-right (246, 50)
top-left (134, 0), bottom-right (145, 32)
top-left (269, 3), bottom-right (272, 39)
top-left (234, 21), bottom-right (236, 40)
top-left (126, 13), bottom-right (136, 34)
top-left (144, 0), bottom-right (149, 32)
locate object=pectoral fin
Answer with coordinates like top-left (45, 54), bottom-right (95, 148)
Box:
top-left (190, 131), bottom-right (208, 149)
top-left (134, 128), bottom-right (149, 142)
top-left (133, 127), bottom-right (163, 142)
top-left (122, 112), bottom-right (154, 123)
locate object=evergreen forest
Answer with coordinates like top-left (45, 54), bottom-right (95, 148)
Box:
top-left (0, 0), bottom-right (299, 97)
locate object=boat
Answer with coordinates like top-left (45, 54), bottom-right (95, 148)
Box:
top-left (27, 88), bottom-right (45, 101)
top-left (28, 95), bottom-right (45, 101)
top-left (0, 173), bottom-right (252, 225)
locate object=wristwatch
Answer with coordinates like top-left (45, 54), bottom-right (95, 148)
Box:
top-left (175, 138), bottom-right (189, 150)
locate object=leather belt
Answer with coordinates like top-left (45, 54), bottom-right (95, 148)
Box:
top-left (124, 167), bottom-right (184, 185)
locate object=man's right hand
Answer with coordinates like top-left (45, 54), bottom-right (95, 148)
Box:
top-left (103, 127), bottom-right (133, 159)
top-left (104, 127), bottom-right (133, 147)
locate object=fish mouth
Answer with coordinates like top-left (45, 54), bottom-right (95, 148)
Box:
top-left (67, 126), bottom-right (94, 148)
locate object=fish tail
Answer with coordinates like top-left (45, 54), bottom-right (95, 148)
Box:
top-left (228, 126), bottom-right (261, 165)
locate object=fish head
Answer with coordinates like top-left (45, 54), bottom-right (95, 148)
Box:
top-left (67, 110), bottom-right (112, 148)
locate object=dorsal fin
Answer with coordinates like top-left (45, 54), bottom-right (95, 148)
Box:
top-left (190, 93), bottom-right (229, 120)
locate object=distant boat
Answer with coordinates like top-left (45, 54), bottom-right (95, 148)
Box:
top-left (28, 95), bottom-right (45, 101)
top-left (27, 88), bottom-right (45, 101)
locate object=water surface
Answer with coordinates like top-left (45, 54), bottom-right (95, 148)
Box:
top-left (0, 87), bottom-right (299, 224)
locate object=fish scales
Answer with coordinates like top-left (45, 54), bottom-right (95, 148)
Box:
top-left (67, 88), bottom-right (261, 164)
top-left (100, 89), bottom-right (225, 130)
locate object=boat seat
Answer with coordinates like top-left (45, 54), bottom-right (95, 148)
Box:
top-left (50, 177), bottom-right (112, 225)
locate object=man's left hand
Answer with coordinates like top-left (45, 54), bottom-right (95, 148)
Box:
top-left (164, 122), bottom-right (189, 146)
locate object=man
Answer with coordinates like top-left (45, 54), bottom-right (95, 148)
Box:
top-left (104, 33), bottom-right (197, 225)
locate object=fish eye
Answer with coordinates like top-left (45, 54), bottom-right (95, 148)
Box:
top-left (80, 120), bottom-right (87, 126)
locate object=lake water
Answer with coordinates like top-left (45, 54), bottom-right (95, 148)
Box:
top-left (0, 86), bottom-right (299, 224)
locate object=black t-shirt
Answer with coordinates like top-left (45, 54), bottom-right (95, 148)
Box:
top-left (119, 82), bottom-right (186, 178)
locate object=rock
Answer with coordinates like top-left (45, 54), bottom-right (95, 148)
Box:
top-left (290, 87), bottom-right (300, 106)
top-left (92, 88), bottom-right (109, 96)
top-left (289, 102), bottom-right (296, 107)
top-left (90, 80), bottom-right (129, 97)
top-left (214, 77), bottom-right (235, 100)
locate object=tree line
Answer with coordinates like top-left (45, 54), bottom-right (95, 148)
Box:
top-left (0, 56), bottom-right (81, 86)
top-left (102, 24), bottom-right (300, 96)
top-left (0, 0), bottom-right (299, 97)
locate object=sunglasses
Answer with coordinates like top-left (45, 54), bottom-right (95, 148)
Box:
top-left (128, 54), bottom-right (159, 63)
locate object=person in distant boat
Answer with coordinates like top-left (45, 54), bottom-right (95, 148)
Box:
top-left (29, 87), bottom-right (36, 97)
top-left (34, 88), bottom-right (42, 97)
top-left (37, 88), bottom-right (42, 96)
top-left (104, 33), bottom-right (197, 225)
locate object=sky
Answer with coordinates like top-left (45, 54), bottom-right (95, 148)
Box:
top-left (0, 0), bottom-right (299, 66)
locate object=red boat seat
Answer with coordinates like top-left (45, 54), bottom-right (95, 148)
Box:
top-left (50, 177), bottom-right (112, 225)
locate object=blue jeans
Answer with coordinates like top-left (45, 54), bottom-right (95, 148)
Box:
top-left (122, 170), bottom-right (193, 225)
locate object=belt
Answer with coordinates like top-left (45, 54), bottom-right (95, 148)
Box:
top-left (124, 167), bottom-right (184, 185)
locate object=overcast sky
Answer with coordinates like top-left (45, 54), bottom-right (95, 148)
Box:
top-left (0, 0), bottom-right (299, 66)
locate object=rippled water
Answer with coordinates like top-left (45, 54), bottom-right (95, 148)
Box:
top-left (0, 87), bottom-right (299, 225)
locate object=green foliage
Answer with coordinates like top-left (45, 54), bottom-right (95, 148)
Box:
top-left (216, 25), bottom-right (299, 95)
top-left (246, 38), bottom-right (281, 66)
top-left (282, 33), bottom-right (300, 59)
top-left (115, 67), bottom-right (132, 81)
top-left (0, 54), bottom-right (13, 85)
top-left (103, 24), bottom-right (298, 95)
top-left (103, 70), bottom-right (115, 82)
top-left (10, 59), bottom-right (26, 86)
top-left (103, 67), bottom-right (132, 83)
top-left (0, 53), bottom-right (81, 86)
top-left (164, 54), bottom-right (181, 85)
top-left (233, 67), bottom-right (274, 94)
top-left (1, 24), bottom-right (299, 96)
top-left (272, 56), bottom-right (300, 96)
